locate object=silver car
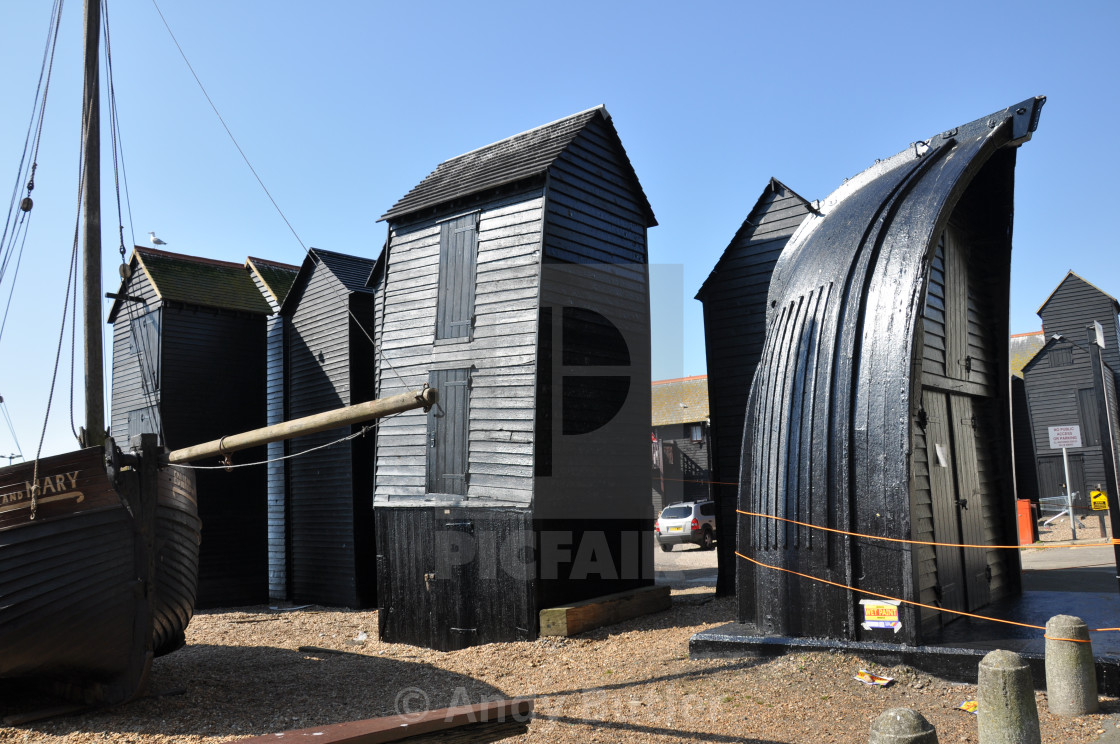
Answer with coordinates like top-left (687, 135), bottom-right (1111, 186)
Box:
top-left (655, 500), bottom-right (716, 551)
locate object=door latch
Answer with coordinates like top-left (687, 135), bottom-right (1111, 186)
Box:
top-left (424, 572), bottom-right (436, 591)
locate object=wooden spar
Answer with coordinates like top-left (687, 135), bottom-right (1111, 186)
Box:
top-left (166, 387), bottom-right (437, 464)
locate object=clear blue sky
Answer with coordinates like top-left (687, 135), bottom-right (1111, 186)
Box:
top-left (1, 0), bottom-right (1117, 458)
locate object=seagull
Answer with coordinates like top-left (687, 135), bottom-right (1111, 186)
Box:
top-left (149, 231), bottom-right (168, 246)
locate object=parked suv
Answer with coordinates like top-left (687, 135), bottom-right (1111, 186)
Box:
top-left (655, 500), bottom-right (716, 551)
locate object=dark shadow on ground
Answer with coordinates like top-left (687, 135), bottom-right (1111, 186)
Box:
top-left (0, 644), bottom-right (506, 739)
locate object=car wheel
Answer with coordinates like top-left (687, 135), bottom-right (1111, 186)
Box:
top-left (701, 527), bottom-right (714, 550)
top-left (660, 543), bottom-right (673, 552)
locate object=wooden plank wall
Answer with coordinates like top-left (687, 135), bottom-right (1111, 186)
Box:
top-left (1040, 276), bottom-right (1120, 374)
top-left (265, 313), bottom-right (286, 600)
top-left (535, 114), bottom-right (653, 609)
top-left (1024, 342), bottom-right (1105, 505)
top-left (248, 269), bottom-right (289, 601)
top-left (375, 506), bottom-right (535, 650)
top-left (375, 190), bottom-right (545, 507)
top-left (697, 184), bottom-right (812, 594)
top-left (110, 270), bottom-right (163, 441)
top-left (160, 305), bottom-right (267, 608)
top-left (285, 261), bottom-right (376, 607)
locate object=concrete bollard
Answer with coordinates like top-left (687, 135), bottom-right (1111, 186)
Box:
top-left (868, 708), bottom-right (938, 743)
top-left (1045, 614), bottom-right (1099, 715)
top-left (978, 650), bottom-right (1041, 744)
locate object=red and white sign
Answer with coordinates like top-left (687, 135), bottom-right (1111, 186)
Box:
top-left (1048, 425), bottom-right (1083, 449)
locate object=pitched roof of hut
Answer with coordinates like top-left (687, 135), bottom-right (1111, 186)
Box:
top-left (652, 375), bottom-right (709, 427)
top-left (380, 105), bottom-right (656, 226)
top-left (280, 248), bottom-right (378, 315)
top-left (695, 178), bottom-right (816, 300)
top-left (108, 246), bottom-right (273, 322)
top-left (245, 256), bottom-right (300, 309)
top-left (1009, 330), bottom-right (1046, 378)
top-left (1036, 270), bottom-right (1120, 316)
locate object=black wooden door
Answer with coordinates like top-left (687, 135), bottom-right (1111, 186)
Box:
top-left (949, 395), bottom-right (990, 610)
top-left (427, 368), bottom-right (469, 495)
top-left (432, 518), bottom-right (478, 650)
top-left (923, 390), bottom-right (966, 613)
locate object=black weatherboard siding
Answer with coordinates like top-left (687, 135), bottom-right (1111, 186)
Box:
top-left (245, 256), bottom-right (300, 602)
top-left (281, 248), bottom-right (379, 608)
top-left (1023, 272), bottom-right (1120, 513)
top-left (375, 106), bottom-right (655, 650)
top-left (109, 247), bottom-right (271, 608)
top-left (737, 97), bottom-right (1043, 646)
top-left (696, 179), bottom-right (815, 595)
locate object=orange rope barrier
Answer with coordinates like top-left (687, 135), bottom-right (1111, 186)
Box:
top-left (735, 551), bottom-right (1118, 638)
top-left (736, 509), bottom-right (1116, 551)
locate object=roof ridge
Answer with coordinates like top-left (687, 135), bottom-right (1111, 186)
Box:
top-left (441, 105), bottom-right (606, 164)
top-left (136, 245), bottom-right (244, 271)
top-left (1037, 270), bottom-right (1120, 316)
top-left (246, 255), bottom-right (300, 271)
top-left (311, 247), bottom-right (378, 264)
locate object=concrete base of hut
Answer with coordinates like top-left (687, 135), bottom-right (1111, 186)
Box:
top-left (690, 583), bottom-right (1120, 696)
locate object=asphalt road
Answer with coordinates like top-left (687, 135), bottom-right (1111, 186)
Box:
top-left (653, 541), bottom-right (718, 589)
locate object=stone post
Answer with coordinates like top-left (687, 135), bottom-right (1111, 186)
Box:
top-left (978, 650), bottom-right (1040, 744)
top-left (868, 708), bottom-right (938, 743)
top-left (1045, 614), bottom-right (1099, 715)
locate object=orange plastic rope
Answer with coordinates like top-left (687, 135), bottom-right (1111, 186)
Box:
top-left (735, 551), bottom-right (1118, 637)
top-left (736, 509), bottom-right (1116, 551)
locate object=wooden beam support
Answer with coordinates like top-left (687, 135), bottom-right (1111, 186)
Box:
top-left (539, 585), bottom-right (671, 637)
top-left (231, 698), bottom-right (532, 744)
top-left (167, 388), bottom-right (437, 464)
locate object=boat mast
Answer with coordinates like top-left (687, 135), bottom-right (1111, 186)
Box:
top-left (80, 0), bottom-right (104, 447)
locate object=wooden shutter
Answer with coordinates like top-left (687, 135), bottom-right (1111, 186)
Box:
top-left (1078, 388), bottom-right (1102, 447)
top-left (130, 309), bottom-right (161, 393)
top-left (436, 214), bottom-right (478, 340)
top-left (427, 368), bottom-right (470, 495)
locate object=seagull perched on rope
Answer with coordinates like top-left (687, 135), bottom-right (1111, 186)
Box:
top-left (148, 231), bottom-right (168, 246)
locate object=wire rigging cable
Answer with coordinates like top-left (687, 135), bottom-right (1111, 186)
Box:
top-left (0, 0), bottom-right (66, 347)
top-left (0, 397), bottom-right (24, 459)
top-left (148, 0), bottom-right (406, 392)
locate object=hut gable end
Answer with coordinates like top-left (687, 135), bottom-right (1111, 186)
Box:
top-left (1037, 271), bottom-right (1120, 374)
top-left (696, 178), bottom-right (814, 595)
top-left (109, 265), bottom-right (163, 442)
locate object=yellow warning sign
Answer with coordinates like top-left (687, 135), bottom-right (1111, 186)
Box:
top-left (1091, 491), bottom-right (1109, 511)
top-left (860, 599), bottom-right (901, 633)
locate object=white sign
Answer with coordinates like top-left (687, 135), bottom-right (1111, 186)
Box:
top-left (1048, 425), bottom-right (1082, 449)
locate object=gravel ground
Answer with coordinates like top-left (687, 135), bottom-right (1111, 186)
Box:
top-left (1036, 511), bottom-right (1113, 544)
top-left (2, 577), bottom-right (1118, 744)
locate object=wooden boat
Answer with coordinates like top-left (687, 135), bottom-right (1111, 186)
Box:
top-left (0, 440), bottom-right (200, 703)
top-left (0, 0), bottom-right (437, 707)
top-left (0, 0), bottom-right (202, 706)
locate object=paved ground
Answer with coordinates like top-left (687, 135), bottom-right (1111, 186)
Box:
top-left (652, 541), bottom-right (717, 590)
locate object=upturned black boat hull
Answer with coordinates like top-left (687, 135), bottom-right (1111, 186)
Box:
top-left (0, 440), bottom-right (200, 703)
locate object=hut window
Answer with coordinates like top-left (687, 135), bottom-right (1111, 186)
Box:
top-left (128, 309), bottom-right (161, 393)
top-left (1049, 346), bottom-right (1073, 367)
top-left (1077, 388), bottom-right (1102, 447)
top-left (690, 424), bottom-right (703, 442)
top-left (435, 214), bottom-right (478, 341)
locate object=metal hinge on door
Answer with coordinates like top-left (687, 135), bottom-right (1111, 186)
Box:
top-left (424, 572), bottom-right (436, 592)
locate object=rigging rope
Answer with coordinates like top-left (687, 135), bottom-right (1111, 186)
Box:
top-left (147, 0), bottom-right (406, 392)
